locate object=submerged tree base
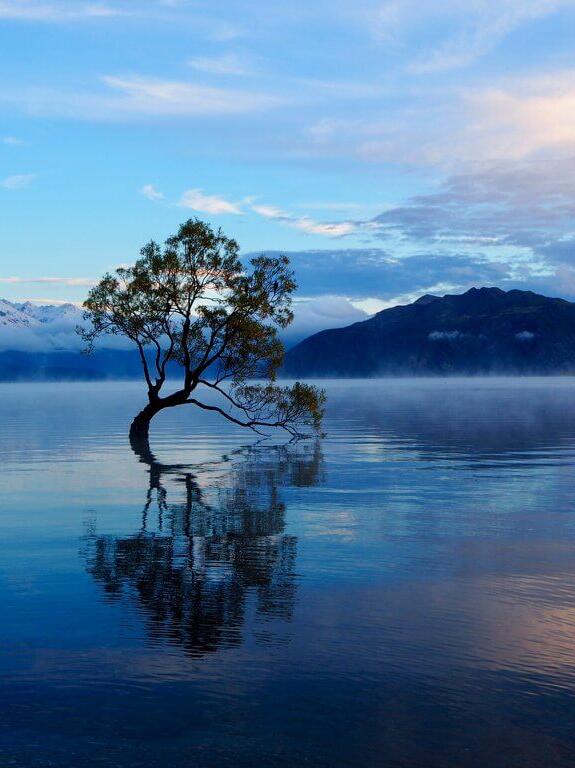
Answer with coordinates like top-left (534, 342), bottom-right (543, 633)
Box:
top-left (129, 406), bottom-right (159, 463)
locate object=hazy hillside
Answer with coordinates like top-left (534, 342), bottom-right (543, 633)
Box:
top-left (0, 299), bottom-right (142, 380)
top-left (284, 288), bottom-right (575, 377)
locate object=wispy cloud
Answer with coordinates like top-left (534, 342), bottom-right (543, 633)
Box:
top-left (140, 183), bottom-right (164, 200)
top-left (1, 135), bottom-right (24, 145)
top-left (251, 201), bottom-right (357, 237)
top-left (305, 70), bottom-right (575, 168)
top-left (0, 173), bottom-right (34, 189)
top-left (298, 201), bottom-right (364, 212)
top-left (352, 283), bottom-right (464, 313)
top-left (293, 218), bottom-right (357, 237)
top-left (412, 2), bottom-right (566, 74)
top-left (0, 1), bottom-right (125, 22)
top-left (463, 73), bottom-right (575, 160)
top-left (100, 75), bottom-right (279, 117)
top-left (358, 153), bottom-right (575, 297)
top-left (187, 53), bottom-right (253, 77)
top-left (179, 188), bottom-right (242, 215)
top-left (0, 74), bottom-right (280, 121)
top-left (143, 184), bottom-right (358, 236)
top-left (0, 276), bottom-right (96, 285)
top-left (372, 156), bottom-right (575, 252)
top-left (285, 294), bottom-right (368, 344)
top-left (19, 298), bottom-right (84, 305)
top-left (372, 0), bottom-right (570, 72)
top-left (250, 203), bottom-right (286, 219)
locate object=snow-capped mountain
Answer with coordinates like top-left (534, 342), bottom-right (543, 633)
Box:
top-left (0, 297), bottom-right (141, 380)
top-left (0, 299), bottom-right (39, 327)
top-left (16, 301), bottom-right (83, 325)
top-left (0, 298), bottom-right (85, 353)
top-left (0, 299), bottom-right (83, 329)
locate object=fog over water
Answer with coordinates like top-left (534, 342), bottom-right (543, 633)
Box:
top-left (1, 379), bottom-right (575, 767)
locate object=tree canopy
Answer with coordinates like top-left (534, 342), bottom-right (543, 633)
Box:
top-left (79, 218), bottom-right (325, 444)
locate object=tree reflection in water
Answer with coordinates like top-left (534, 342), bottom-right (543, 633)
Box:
top-left (82, 440), bottom-right (322, 657)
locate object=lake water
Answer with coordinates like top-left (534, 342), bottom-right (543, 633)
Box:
top-left (2, 379), bottom-right (575, 767)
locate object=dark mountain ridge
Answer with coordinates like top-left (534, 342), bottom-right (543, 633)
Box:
top-left (283, 287), bottom-right (575, 377)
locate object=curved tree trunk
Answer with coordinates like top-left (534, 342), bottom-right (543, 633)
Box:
top-left (129, 402), bottom-right (162, 462)
top-left (129, 387), bottom-right (192, 461)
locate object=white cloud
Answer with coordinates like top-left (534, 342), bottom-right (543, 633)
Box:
top-left (0, 75), bottom-right (280, 121)
top-left (364, 152), bottom-right (575, 298)
top-left (251, 203), bottom-right (290, 219)
top-left (206, 21), bottom-right (245, 43)
top-left (101, 75), bottom-right (279, 117)
top-left (292, 217), bottom-right (356, 237)
top-left (1, 135), bottom-right (24, 145)
top-left (179, 188), bottom-right (242, 215)
top-left (0, 1), bottom-right (124, 22)
top-left (299, 201), bottom-right (364, 212)
top-left (135, 184), bottom-right (359, 236)
top-left (371, 0), bottom-right (571, 72)
top-left (140, 183), bottom-right (164, 201)
top-left (305, 70), bottom-right (575, 168)
top-left (139, 185), bottom-right (358, 236)
top-left (187, 53), bottom-right (252, 77)
top-left (372, 155), bottom-right (575, 249)
top-left (0, 173), bottom-right (34, 189)
top-left (20, 298), bottom-right (84, 305)
top-left (250, 200), bottom-right (357, 237)
top-left (413, 2), bottom-right (565, 74)
top-left (463, 73), bottom-right (575, 161)
top-left (285, 294), bottom-right (368, 344)
top-left (353, 283), bottom-right (463, 314)
top-left (0, 276), bottom-right (96, 285)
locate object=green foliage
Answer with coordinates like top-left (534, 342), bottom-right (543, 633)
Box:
top-left (79, 218), bottom-right (325, 437)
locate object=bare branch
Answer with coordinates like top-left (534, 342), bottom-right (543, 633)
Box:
top-left (185, 398), bottom-right (304, 438)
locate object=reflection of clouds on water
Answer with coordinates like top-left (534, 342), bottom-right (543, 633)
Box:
top-left (367, 570), bottom-right (575, 687)
top-left (82, 441), bottom-right (323, 657)
top-left (461, 575), bottom-right (575, 682)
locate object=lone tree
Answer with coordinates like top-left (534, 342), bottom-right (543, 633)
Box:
top-left (79, 219), bottom-right (325, 451)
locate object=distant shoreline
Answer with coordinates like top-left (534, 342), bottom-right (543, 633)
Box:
top-left (2, 372), bottom-right (575, 384)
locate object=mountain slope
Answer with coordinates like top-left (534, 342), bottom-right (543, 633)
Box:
top-left (0, 299), bottom-right (83, 331)
top-left (0, 299), bottom-right (39, 328)
top-left (16, 301), bottom-right (82, 325)
top-left (283, 288), bottom-right (575, 376)
top-left (0, 299), bottom-right (142, 380)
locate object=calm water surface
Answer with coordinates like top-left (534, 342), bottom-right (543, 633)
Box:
top-left (1, 379), bottom-right (575, 767)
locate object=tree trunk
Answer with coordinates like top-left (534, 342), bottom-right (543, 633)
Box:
top-left (129, 402), bottom-right (162, 462)
top-left (129, 389), bottom-right (191, 461)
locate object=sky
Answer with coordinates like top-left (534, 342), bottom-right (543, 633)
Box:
top-left (2, 0), bottom-right (575, 335)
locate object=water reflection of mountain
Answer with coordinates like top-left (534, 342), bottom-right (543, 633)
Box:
top-left (82, 442), bottom-right (322, 657)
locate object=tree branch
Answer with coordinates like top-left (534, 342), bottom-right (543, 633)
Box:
top-left (136, 340), bottom-right (154, 393)
top-left (185, 398), bottom-right (304, 438)
top-left (197, 379), bottom-right (253, 419)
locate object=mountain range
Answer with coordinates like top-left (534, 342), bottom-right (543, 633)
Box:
top-left (283, 287), bottom-right (575, 377)
top-left (0, 299), bottom-right (143, 381)
top-left (0, 299), bottom-right (81, 328)
top-left (2, 288), bottom-right (575, 380)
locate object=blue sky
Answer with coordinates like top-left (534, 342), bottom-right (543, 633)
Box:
top-left (2, 0), bottom-right (575, 334)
